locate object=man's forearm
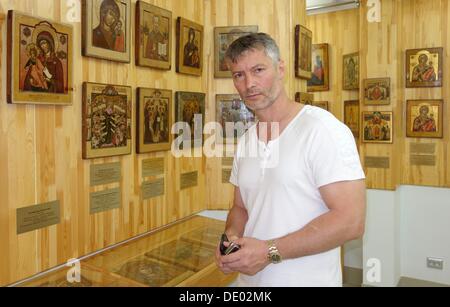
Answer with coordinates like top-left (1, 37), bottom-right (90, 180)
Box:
top-left (225, 205), bottom-right (248, 238)
top-left (276, 210), bottom-right (364, 260)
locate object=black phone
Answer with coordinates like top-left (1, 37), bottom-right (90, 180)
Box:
top-left (220, 233), bottom-right (240, 255)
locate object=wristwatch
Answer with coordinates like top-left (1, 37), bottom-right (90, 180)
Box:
top-left (267, 240), bottom-right (282, 264)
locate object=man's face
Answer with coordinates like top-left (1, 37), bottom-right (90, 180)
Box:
top-left (228, 48), bottom-right (284, 112)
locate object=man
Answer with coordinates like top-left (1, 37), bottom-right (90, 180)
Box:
top-left (216, 33), bottom-right (366, 287)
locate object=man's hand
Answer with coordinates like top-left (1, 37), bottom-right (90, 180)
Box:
top-left (216, 237), bottom-right (270, 276)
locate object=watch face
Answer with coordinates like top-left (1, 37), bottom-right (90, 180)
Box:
top-left (271, 254), bottom-right (282, 263)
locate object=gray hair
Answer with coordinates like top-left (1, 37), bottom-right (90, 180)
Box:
top-left (224, 33), bottom-right (281, 65)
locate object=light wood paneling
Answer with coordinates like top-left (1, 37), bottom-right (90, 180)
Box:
top-left (307, 9), bottom-right (360, 122)
top-left (309, 0), bottom-right (449, 190)
top-left (0, 0), bottom-right (207, 286)
top-left (0, 0), bottom-right (307, 286)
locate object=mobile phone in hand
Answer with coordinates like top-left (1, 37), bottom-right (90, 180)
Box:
top-left (220, 233), bottom-right (240, 255)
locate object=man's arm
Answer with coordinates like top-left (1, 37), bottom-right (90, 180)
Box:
top-left (220, 179), bottom-right (366, 276)
top-left (224, 187), bottom-right (248, 240)
top-left (275, 179), bottom-right (366, 260)
top-left (216, 187), bottom-right (248, 273)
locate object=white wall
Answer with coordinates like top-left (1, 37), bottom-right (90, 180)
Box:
top-left (360, 186), bottom-right (450, 286)
top-left (399, 186), bottom-right (450, 285)
top-left (362, 189), bottom-right (401, 287)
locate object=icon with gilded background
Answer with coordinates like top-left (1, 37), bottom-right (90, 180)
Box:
top-left (406, 48), bottom-right (443, 88)
top-left (406, 100), bottom-right (443, 139)
top-left (7, 11), bottom-right (73, 105)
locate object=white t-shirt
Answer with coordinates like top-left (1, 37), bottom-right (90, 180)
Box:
top-left (229, 105), bottom-right (365, 287)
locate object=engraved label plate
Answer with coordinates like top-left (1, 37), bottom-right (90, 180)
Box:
top-left (90, 188), bottom-right (121, 214)
top-left (410, 143), bottom-right (436, 155)
top-left (364, 156), bottom-right (390, 169)
top-left (142, 179), bottom-right (165, 200)
top-left (90, 163), bottom-right (121, 186)
top-left (142, 158), bottom-right (165, 178)
top-left (17, 201), bottom-right (60, 235)
top-left (180, 171), bottom-right (198, 190)
top-left (222, 169), bottom-right (232, 184)
top-left (410, 155), bottom-right (436, 166)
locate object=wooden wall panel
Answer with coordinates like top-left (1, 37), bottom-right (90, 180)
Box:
top-left (307, 9), bottom-right (360, 122)
top-left (205, 0), bottom-right (307, 210)
top-left (0, 0), bottom-right (206, 286)
top-left (0, 0), bottom-right (307, 286)
top-left (309, 0), bottom-right (449, 190)
top-left (358, 0), bottom-right (449, 189)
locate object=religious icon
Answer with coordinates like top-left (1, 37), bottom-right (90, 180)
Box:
top-left (406, 100), bottom-right (443, 138)
top-left (82, 0), bottom-right (131, 63)
top-left (82, 82), bottom-right (132, 159)
top-left (364, 78), bottom-right (390, 105)
top-left (216, 94), bottom-right (257, 141)
top-left (214, 26), bottom-right (258, 78)
top-left (295, 25), bottom-right (312, 79)
top-left (343, 52), bottom-right (359, 90)
top-left (137, 88), bottom-right (173, 153)
top-left (344, 100), bottom-right (360, 138)
top-left (295, 92), bottom-right (314, 105)
top-left (406, 48), bottom-right (443, 88)
top-left (313, 101), bottom-right (329, 111)
top-left (175, 92), bottom-right (206, 148)
top-left (362, 111), bottom-right (393, 144)
top-left (7, 10), bottom-right (73, 105)
top-left (176, 17), bottom-right (203, 76)
top-left (307, 44), bottom-right (329, 92)
top-left (136, 1), bottom-right (171, 69)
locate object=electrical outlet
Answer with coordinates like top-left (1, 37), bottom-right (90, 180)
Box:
top-left (427, 257), bottom-right (444, 270)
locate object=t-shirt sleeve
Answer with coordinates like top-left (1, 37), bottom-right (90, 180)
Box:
top-left (308, 119), bottom-right (365, 188)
